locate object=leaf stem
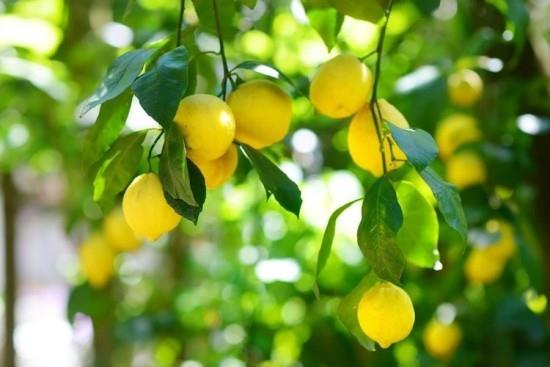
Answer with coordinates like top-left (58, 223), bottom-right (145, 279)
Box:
top-left (176, 0), bottom-right (185, 47)
top-left (369, 0), bottom-right (395, 175)
top-left (212, 0), bottom-right (231, 99)
top-left (148, 129), bottom-right (165, 171)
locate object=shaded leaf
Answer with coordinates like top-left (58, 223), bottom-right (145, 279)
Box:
top-left (388, 122), bottom-right (439, 171)
top-left (191, 0), bottom-right (237, 38)
top-left (132, 46), bottom-right (190, 126)
top-left (357, 177), bottom-right (405, 283)
top-left (328, 0), bottom-right (384, 23)
top-left (67, 283), bottom-right (113, 323)
top-left (420, 167), bottom-right (467, 240)
top-left (314, 198), bottom-right (362, 298)
top-left (165, 160), bottom-right (206, 224)
top-left (306, 7), bottom-right (344, 50)
top-left (82, 48), bottom-right (154, 115)
top-left (241, 144), bottom-right (302, 217)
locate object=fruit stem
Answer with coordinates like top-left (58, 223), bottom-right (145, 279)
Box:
top-left (148, 129), bottom-right (165, 172)
top-left (212, 0), bottom-right (231, 99)
top-left (176, 0), bottom-right (185, 47)
top-left (370, 0), bottom-right (395, 175)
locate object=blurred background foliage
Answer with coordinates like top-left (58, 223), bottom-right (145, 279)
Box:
top-left (1, 0), bottom-right (550, 366)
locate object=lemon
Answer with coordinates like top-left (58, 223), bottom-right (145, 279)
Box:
top-left (174, 94), bottom-right (235, 160)
top-left (435, 114), bottom-right (482, 160)
top-left (464, 248), bottom-right (505, 284)
top-left (348, 99), bottom-right (409, 176)
top-left (448, 69), bottom-right (483, 107)
top-left (310, 54), bottom-right (373, 118)
top-left (423, 320), bottom-right (462, 359)
top-left (122, 173), bottom-right (181, 241)
top-left (446, 151), bottom-right (486, 189)
top-left (485, 220), bottom-right (516, 261)
top-left (103, 207), bottom-right (141, 252)
top-left (190, 144), bottom-right (238, 189)
top-left (357, 282), bottom-right (415, 348)
top-left (79, 233), bottom-right (115, 288)
top-left (227, 80), bottom-right (292, 149)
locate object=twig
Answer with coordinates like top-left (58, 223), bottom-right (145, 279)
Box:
top-left (148, 130), bottom-right (165, 171)
top-left (212, 0), bottom-right (231, 99)
top-left (176, 0), bottom-right (185, 47)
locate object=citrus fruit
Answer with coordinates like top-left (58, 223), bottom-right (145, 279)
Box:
top-left (174, 94), bottom-right (235, 160)
top-left (446, 151), bottom-right (486, 189)
top-left (348, 99), bottom-right (409, 176)
top-left (190, 144), bottom-right (238, 189)
top-left (310, 54), bottom-right (373, 118)
top-left (448, 69), bottom-right (483, 107)
top-left (357, 281), bottom-right (415, 348)
top-left (435, 114), bottom-right (482, 160)
top-left (464, 248), bottom-right (505, 284)
top-left (103, 207), bottom-right (141, 252)
top-left (423, 320), bottom-right (462, 359)
top-left (79, 233), bottom-right (115, 288)
top-left (122, 173), bottom-right (181, 241)
top-left (227, 80), bottom-right (292, 149)
top-left (485, 220), bottom-right (516, 261)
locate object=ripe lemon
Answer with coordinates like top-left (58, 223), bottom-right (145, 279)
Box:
top-left (122, 173), bottom-right (181, 241)
top-left (348, 100), bottom-right (409, 176)
top-left (448, 69), bottom-right (483, 107)
top-left (423, 320), bottom-right (462, 359)
top-left (464, 248), bottom-right (505, 284)
top-left (79, 233), bottom-right (115, 288)
top-left (485, 220), bottom-right (516, 261)
top-left (174, 94), bottom-right (235, 160)
top-left (310, 54), bottom-right (373, 118)
top-left (103, 207), bottom-right (141, 252)
top-left (227, 80), bottom-right (292, 149)
top-left (435, 114), bottom-right (482, 160)
top-left (357, 282), bottom-right (415, 348)
top-left (190, 144), bottom-right (238, 189)
top-left (446, 151), bottom-right (486, 189)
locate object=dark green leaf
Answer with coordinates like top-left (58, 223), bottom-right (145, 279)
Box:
top-left (67, 283), bottom-right (113, 323)
top-left (241, 144), bottom-right (302, 217)
top-left (132, 46), bottom-right (190, 126)
top-left (165, 160), bottom-right (206, 224)
top-left (191, 0), bottom-right (237, 38)
top-left (420, 167), bottom-right (467, 240)
top-left (395, 182), bottom-right (439, 268)
top-left (306, 7), bottom-right (344, 51)
top-left (388, 122), bottom-right (439, 171)
top-left (83, 90), bottom-right (133, 164)
top-left (337, 272), bottom-right (378, 351)
top-left (314, 198), bottom-right (362, 298)
top-left (357, 177), bottom-right (405, 283)
top-left (93, 130), bottom-right (147, 208)
top-left (159, 125), bottom-right (196, 206)
top-left (327, 0), bottom-right (384, 23)
top-left (82, 49), bottom-right (154, 115)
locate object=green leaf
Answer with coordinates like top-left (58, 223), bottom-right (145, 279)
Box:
top-left (240, 0), bottom-right (257, 8)
top-left (388, 122), bottom-right (439, 171)
top-left (357, 177), bottom-right (405, 284)
top-left (93, 130), bottom-right (147, 208)
top-left (232, 61), bottom-right (302, 95)
top-left (395, 181), bottom-right (439, 268)
top-left (164, 160), bottom-right (206, 224)
top-left (83, 90), bottom-right (133, 164)
top-left (337, 272), bottom-right (378, 351)
top-left (327, 0), bottom-right (384, 23)
top-left (306, 7), bottom-right (344, 51)
top-left (67, 283), bottom-right (113, 323)
top-left (240, 144), bottom-right (302, 217)
top-left (159, 125), bottom-right (196, 206)
top-left (191, 0), bottom-right (237, 39)
top-left (314, 198), bottom-right (362, 298)
top-left (420, 167), bottom-right (467, 240)
top-left (132, 46), bottom-right (190, 126)
top-left (82, 48), bottom-right (154, 115)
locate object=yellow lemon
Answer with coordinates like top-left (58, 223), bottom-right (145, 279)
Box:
top-left (79, 233), bottom-right (115, 288)
top-left (174, 94), bottom-right (235, 160)
top-left (464, 248), bottom-right (505, 284)
top-left (227, 80), bottom-right (292, 149)
top-left (190, 144), bottom-right (238, 189)
top-left (103, 207), bottom-right (141, 252)
top-left (310, 54), bottom-right (373, 118)
top-left (423, 320), bottom-right (462, 359)
top-left (122, 173), bottom-right (181, 241)
top-left (435, 114), bottom-right (482, 160)
top-left (448, 69), bottom-right (483, 107)
top-left (348, 100), bottom-right (409, 176)
top-left (485, 220), bottom-right (516, 261)
top-left (357, 282), bottom-right (415, 349)
top-left (446, 151), bottom-right (486, 189)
